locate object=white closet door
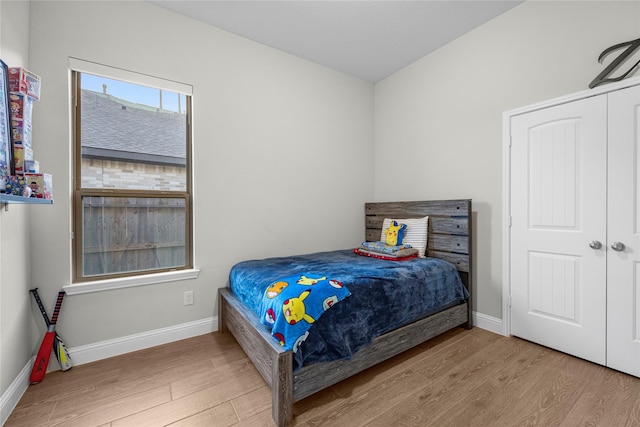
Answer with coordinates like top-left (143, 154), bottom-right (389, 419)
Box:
top-left (510, 95), bottom-right (608, 364)
top-left (607, 86), bottom-right (640, 377)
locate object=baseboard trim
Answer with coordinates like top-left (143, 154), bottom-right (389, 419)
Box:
top-left (1, 358), bottom-right (32, 426)
top-left (69, 316), bottom-right (217, 366)
top-left (472, 311), bottom-right (504, 335)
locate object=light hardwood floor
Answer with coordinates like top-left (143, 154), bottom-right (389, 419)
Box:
top-left (6, 327), bottom-right (640, 426)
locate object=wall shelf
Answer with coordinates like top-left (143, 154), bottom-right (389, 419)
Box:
top-left (1, 193), bottom-right (53, 210)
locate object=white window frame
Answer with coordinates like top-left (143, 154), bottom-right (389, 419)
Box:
top-left (65, 58), bottom-right (198, 294)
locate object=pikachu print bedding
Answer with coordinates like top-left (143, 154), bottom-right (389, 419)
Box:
top-left (228, 249), bottom-right (468, 370)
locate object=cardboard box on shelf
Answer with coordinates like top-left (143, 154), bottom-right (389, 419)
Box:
top-left (13, 145), bottom-right (34, 174)
top-left (23, 173), bottom-right (52, 199)
top-left (8, 67), bottom-right (41, 101)
top-left (24, 159), bottom-right (39, 173)
top-left (9, 93), bottom-right (33, 121)
top-left (4, 175), bottom-right (27, 196)
top-left (10, 118), bottom-right (32, 149)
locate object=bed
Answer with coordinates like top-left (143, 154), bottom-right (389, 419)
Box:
top-left (218, 199), bottom-right (472, 426)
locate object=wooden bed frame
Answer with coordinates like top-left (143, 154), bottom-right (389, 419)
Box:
top-left (218, 199), bottom-right (472, 426)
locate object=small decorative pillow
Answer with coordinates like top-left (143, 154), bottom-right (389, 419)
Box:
top-left (381, 216), bottom-right (429, 257)
top-left (383, 220), bottom-right (407, 246)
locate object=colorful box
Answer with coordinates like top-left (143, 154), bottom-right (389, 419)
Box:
top-left (8, 67), bottom-right (41, 101)
top-left (4, 175), bottom-right (27, 196)
top-left (9, 93), bottom-right (33, 121)
top-left (10, 119), bottom-right (32, 149)
top-left (23, 173), bottom-right (52, 199)
top-left (13, 145), bottom-right (34, 174)
top-left (24, 159), bottom-right (39, 173)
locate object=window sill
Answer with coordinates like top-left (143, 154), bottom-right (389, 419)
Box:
top-left (63, 269), bottom-right (200, 295)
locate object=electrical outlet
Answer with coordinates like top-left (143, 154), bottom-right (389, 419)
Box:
top-left (183, 290), bottom-right (194, 306)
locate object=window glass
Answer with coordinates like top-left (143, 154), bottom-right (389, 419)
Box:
top-left (72, 65), bottom-right (192, 282)
top-left (81, 196), bottom-right (186, 277)
top-left (80, 74), bottom-right (187, 191)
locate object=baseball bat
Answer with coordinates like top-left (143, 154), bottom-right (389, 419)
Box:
top-left (30, 291), bottom-right (65, 384)
top-left (30, 288), bottom-right (73, 371)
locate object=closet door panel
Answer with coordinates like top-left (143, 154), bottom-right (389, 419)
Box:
top-left (607, 85), bottom-right (640, 377)
top-left (510, 95), bottom-right (607, 364)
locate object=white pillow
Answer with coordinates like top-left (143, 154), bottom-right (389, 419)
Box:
top-left (381, 216), bottom-right (429, 257)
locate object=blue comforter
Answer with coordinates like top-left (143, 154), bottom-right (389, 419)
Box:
top-left (259, 273), bottom-right (351, 352)
top-left (229, 249), bottom-right (469, 370)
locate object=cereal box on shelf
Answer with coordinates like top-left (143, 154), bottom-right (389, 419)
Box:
top-left (8, 67), bottom-right (40, 101)
top-left (13, 145), bottom-right (34, 174)
top-left (9, 93), bottom-right (33, 121)
top-left (10, 119), bottom-right (31, 149)
top-left (23, 173), bottom-right (52, 199)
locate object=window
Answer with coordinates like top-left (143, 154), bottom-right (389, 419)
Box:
top-left (71, 59), bottom-right (193, 282)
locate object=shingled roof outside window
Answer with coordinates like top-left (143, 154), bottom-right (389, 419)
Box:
top-left (81, 89), bottom-right (186, 167)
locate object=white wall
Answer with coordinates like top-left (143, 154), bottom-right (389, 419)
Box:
top-left (0, 0), bottom-right (41, 404)
top-left (24, 0), bottom-right (373, 347)
top-left (374, 0), bottom-right (640, 319)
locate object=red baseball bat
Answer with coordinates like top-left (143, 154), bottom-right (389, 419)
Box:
top-left (30, 288), bottom-right (72, 371)
top-left (30, 291), bottom-right (65, 384)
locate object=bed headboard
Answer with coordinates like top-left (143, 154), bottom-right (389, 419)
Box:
top-left (364, 199), bottom-right (472, 294)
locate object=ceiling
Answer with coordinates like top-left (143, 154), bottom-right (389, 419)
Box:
top-left (148, 0), bottom-right (524, 82)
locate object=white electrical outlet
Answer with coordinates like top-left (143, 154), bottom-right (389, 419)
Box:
top-left (183, 290), bottom-right (194, 306)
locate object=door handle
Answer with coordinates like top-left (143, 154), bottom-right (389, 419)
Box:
top-left (589, 240), bottom-right (602, 249)
top-left (611, 242), bottom-right (626, 251)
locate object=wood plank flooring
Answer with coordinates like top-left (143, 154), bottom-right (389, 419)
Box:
top-left (6, 327), bottom-right (640, 426)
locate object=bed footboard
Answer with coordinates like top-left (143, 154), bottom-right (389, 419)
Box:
top-left (218, 287), bottom-right (293, 426)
